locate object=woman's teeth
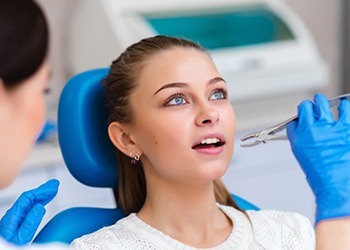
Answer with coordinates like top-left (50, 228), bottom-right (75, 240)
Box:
top-left (200, 138), bottom-right (220, 145)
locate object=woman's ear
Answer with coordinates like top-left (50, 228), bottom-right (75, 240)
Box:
top-left (108, 121), bottom-right (138, 157)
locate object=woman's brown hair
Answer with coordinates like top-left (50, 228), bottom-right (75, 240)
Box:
top-left (104, 35), bottom-right (243, 215)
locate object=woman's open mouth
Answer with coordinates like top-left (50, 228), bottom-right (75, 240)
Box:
top-left (192, 137), bottom-right (225, 149)
top-left (192, 136), bottom-right (226, 155)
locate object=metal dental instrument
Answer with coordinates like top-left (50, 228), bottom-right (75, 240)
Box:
top-left (240, 93), bottom-right (350, 147)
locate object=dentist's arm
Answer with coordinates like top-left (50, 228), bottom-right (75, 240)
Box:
top-left (316, 218), bottom-right (350, 250)
top-left (287, 93), bottom-right (350, 249)
top-left (0, 179), bottom-right (59, 245)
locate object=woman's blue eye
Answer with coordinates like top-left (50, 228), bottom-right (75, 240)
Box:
top-left (167, 96), bottom-right (187, 106)
top-left (210, 89), bottom-right (227, 100)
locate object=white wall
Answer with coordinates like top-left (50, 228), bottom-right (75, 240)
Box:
top-left (283, 0), bottom-right (341, 97)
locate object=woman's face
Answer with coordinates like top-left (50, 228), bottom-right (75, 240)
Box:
top-left (129, 47), bottom-right (236, 185)
top-left (0, 60), bottom-right (51, 188)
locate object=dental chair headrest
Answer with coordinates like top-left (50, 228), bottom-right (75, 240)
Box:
top-left (58, 68), bottom-right (117, 188)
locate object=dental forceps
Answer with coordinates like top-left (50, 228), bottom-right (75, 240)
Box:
top-left (240, 93), bottom-right (350, 147)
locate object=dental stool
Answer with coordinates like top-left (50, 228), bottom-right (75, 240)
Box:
top-left (34, 68), bottom-right (259, 244)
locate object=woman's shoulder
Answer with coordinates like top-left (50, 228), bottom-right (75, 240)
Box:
top-left (70, 213), bottom-right (147, 250)
top-left (245, 209), bottom-right (313, 229)
top-left (220, 205), bottom-right (314, 234)
top-left (246, 209), bottom-right (315, 249)
top-left (219, 205), bottom-right (315, 249)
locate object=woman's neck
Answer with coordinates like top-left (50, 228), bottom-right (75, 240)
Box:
top-left (137, 180), bottom-right (233, 248)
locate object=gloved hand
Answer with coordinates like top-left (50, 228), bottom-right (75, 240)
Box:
top-left (0, 179), bottom-right (59, 245)
top-left (287, 93), bottom-right (350, 224)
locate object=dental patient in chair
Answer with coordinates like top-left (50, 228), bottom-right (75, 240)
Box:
top-left (70, 36), bottom-right (318, 249)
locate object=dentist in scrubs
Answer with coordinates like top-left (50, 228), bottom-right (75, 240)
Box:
top-left (0, 0), bottom-right (349, 249)
top-left (0, 0), bottom-right (66, 248)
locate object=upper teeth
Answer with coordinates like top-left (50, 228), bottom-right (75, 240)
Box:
top-left (200, 138), bottom-right (220, 144)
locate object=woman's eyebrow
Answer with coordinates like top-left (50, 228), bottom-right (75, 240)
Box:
top-left (209, 77), bottom-right (226, 85)
top-left (153, 77), bottom-right (226, 96)
top-left (153, 82), bottom-right (188, 96)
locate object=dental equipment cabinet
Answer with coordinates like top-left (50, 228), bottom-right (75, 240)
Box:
top-left (67, 0), bottom-right (329, 129)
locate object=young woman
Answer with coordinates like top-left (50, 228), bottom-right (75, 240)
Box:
top-left (71, 35), bottom-right (316, 249)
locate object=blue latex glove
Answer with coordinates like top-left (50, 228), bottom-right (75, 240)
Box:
top-left (287, 93), bottom-right (350, 224)
top-left (0, 179), bottom-right (59, 245)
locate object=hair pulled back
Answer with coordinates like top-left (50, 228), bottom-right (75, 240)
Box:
top-left (104, 35), bottom-right (242, 215)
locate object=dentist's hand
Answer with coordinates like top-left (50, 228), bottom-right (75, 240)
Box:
top-left (0, 179), bottom-right (59, 245)
top-left (287, 93), bottom-right (350, 224)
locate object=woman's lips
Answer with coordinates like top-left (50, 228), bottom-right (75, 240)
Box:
top-left (193, 144), bottom-right (225, 155)
top-left (192, 133), bottom-right (225, 155)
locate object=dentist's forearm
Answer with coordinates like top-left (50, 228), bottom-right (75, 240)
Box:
top-left (316, 218), bottom-right (350, 250)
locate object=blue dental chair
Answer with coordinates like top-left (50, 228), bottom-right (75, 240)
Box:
top-left (33, 68), bottom-right (259, 244)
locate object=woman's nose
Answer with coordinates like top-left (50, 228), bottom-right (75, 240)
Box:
top-left (195, 103), bottom-right (220, 126)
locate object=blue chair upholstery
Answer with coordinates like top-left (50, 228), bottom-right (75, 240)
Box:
top-left (34, 68), bottom-right (259, 244)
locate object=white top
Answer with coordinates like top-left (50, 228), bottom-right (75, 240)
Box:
top-left (71, 204), bottom-right (315, 250)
